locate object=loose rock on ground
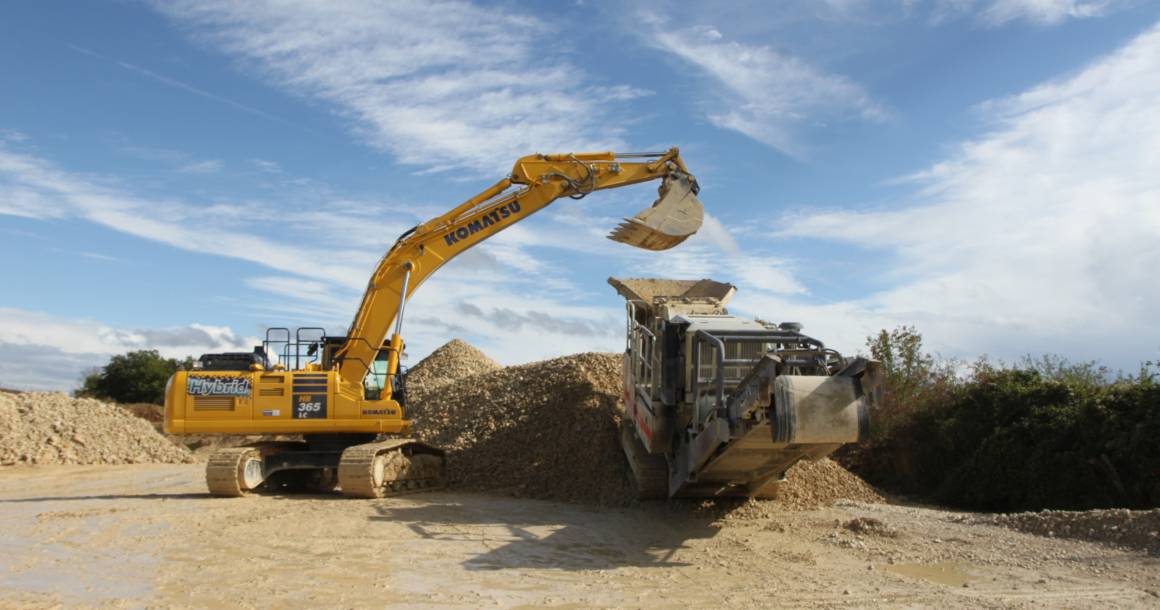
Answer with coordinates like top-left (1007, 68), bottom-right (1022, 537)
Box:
top-left (0, 391), bottom-right (193, 466)
top-left (958, 508), bottom-right (1160, 554)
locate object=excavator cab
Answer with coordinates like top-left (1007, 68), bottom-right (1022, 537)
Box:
top-left (363, 347), bottom-right (406, 403)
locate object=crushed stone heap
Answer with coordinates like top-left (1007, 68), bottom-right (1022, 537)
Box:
top-left (958, 508), bottom-right (1160, 553)
top-left (406, 338), bottom-right (501, 392)
top-left (406, 339), bottom-right (885, 510)
top-left (412, 350), bottom-right (627, 506)
top-left (694, 458), bottom-right (886, 519)
top-left (0, 392), bottom-right (194, 466)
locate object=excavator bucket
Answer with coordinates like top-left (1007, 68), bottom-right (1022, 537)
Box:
top-left (607, 172), bottom-right (704, 251)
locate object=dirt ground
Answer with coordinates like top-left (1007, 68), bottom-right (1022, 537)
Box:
top-left (2, 464), bottom-right (1158, 609)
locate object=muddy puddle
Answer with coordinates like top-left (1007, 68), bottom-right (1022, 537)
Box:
top-left (881, 561), bottom-right (978, 587)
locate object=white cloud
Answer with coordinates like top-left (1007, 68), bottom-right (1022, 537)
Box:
top-left (0, 130), bottom-right (29, 143)
top-left (805, 0), bottom-right (1124, 25)
top-left (0, 308), bottom-right (255, 356)
top-left (779, 21), bottom-right (1160, 367)
top-left (0, 342), bottom-right (108, 393)
top-left (644, 23), bottom-right (885, 156)
top-left (79, 251), bottom-right (123, 262)
top-left (100, 324), bottom-right (251, 352)
top-left (933, 0), bottom-right (1121, 24)
top-left (0, 308), bottom-right (259, 391)
top-left (177, 159), bottom-right (223, 173)
top-left (150, 0), bottom-right (644, 173)
top-left (398, 277), bottom-right (630, 365)
top-left (249, 158), bottom-right (282, 173)
top-left (0, 143), bottom-right (369, 289)
top-left (614, 212), bottom-right (808, 297)
top-left (450, 301), bottom-right (619, 338)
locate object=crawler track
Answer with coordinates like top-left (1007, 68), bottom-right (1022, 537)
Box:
top-left (205, 447), bottom-right (262, 497)
top-left (205, 442), bottom-right (314, 497)
top-left (337, 440), bottom-right (447, 499)
top-left (621, 418), bottom-right (668, 500)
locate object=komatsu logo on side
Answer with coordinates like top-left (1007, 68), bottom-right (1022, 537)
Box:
top-left (443, 201), bottom-right (522, 246)
top-left (363, 409), bottom-right (397, 416)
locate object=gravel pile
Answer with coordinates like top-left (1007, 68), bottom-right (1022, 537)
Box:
top-left (406, 339), bottom-right (501, 391)
top-left (959, 508), bottom-right (1160, 553)
top-left (411, 345), bottom-right (628, 506)
top-left (0, 392), bottom-right (194, 466)
top-left (408, 339), bottom-right (885, 511)
top-left (842, 516), bottom-right (899, 537)
top-left (692, 458), bottom-right (886, 519)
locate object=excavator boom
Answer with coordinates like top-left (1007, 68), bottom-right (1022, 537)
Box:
top-left (336, 148), bottom-right (704, 390)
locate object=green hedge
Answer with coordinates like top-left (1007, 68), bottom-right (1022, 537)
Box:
top-left (841, 329), bottom-right (1160, 512)
top-left (931, 369), bottom-right (1160, 511)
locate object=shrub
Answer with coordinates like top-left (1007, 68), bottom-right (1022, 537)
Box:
top-left (841, 328), bottom-right (1160, 512)
top-left (77, 350), bottom-right (193, 405)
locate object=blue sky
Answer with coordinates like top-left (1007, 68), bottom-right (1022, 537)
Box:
top-left (2, 0), bottom-right (1159, 390)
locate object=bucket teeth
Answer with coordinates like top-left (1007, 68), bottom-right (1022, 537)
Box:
top-left (608, 219), bottom-right (649, 243)
top-left (605, 173), bottom-right (704, 251)
top-left (607, 218), bottom-right (692, 251)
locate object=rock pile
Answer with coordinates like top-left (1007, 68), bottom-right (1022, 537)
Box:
top-left (691, 458), bottom-right (886, 519)
top-left (411, 346), bottom-right (628, 506)
top-left (406, 338), bottom-right (501, 393)
top-left (407, 339), bottom-right (885, 511)
top-left (0, 392), bottom-right (194, 466)
top-left (405, 338), bottom-right (503, 429)
top-left (842, 516), bottom-right (899, 537)
top-left (960, 508), bottom-right (1160, 553)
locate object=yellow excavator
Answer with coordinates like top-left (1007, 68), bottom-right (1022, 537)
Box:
top-left (164, 148), bottom-right (705, 497)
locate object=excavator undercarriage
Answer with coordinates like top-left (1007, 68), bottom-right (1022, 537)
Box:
top-left (202, 435), bottom-right (446, 498)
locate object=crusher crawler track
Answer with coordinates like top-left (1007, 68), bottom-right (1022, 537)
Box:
top-left (337, 440), bottom-right (447, 499)
top-left (620, 418), bottom-right (668, 500)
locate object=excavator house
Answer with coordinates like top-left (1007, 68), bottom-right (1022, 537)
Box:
top-left (163, 149), bottom-right (705, 497)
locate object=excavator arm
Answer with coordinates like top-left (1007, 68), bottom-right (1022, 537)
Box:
top-left (334, 148), bottom-right (704, 392)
